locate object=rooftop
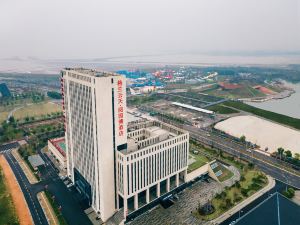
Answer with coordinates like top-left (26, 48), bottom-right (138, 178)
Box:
top-left (172, 102), bottom-right (214, 114)
top-left (235, 192), bottom-right (300, 225)
top-left (123, 120), bottom-right (187, 155)
top-left (63, 68), bottom-right (121, 78)
top-left (49, 137), bottom-right (66, 157)
top-left (28, 154), bottom-right (45, 168)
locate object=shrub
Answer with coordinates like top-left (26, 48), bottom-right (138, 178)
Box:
top-left (288, 188), bottom-right (295, 196)
top-left (216, 191), bottom-right (226, 199)
top-left (225, 198), bottom-right (233, 208)
top-left (228, 156), bottom-right (234, 161)
top-left (241, 188), bottom-right (248, 197)
top-left (283, 188), bottom-right (296, 198)
top-left (240, 175), bottom-right (246, 182)
top-left (248, 162), bottom-right (254, 169)
top-left (215, 193), bottom-right (222, 199)
top-left (235, 181), bottom-right (241, 188)
top-left (235, 196), bottom-right (242, 203)
top-left (249, 182), bottom-right (261, 191)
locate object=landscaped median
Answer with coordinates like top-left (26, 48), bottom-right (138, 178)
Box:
top-left (12, 149), bottom-right (39, 184)
top-left (43, 189), bottom-right (68, 225)
top-left (37, 191), bottom-right (60, 225)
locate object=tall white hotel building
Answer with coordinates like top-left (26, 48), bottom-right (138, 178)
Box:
top-left (61, 68), bottom-right (189, 223)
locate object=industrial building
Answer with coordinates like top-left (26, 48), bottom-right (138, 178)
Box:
top-left (61, 68), bottom-right (189, 223)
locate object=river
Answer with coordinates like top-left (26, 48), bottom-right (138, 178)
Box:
top-left (248, 82), bottom-right (300, 119)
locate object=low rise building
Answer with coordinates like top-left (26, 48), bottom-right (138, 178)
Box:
top-left (117, 119), bottom-right (189, 215)
top-left (28, 154), bottom-right (45, 170)
top-left (48, 137), bottom-right (66, 169)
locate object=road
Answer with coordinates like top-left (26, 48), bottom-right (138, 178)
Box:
top-left (186, 126), bottom-right (300, 188)
top-left (5, 151), bottom-right (48, 225)
top-left (0, 144), bottom-right (92, 225)
top-left (6, 105), bottom-right (25, 122)
top-left (37, 150), bottom-right (93, 225)
top-left (147, 114), bottom-right (300, 188)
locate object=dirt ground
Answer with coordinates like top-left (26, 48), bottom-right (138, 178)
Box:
top-left (0, 155), bottom-right (33, 225)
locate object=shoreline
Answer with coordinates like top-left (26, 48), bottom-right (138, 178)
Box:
top-left (240, 89), bottom-right (295, 103)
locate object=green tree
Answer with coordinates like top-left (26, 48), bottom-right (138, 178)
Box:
top-left (277, 147), bottom-right (285, 160)
top-left (8, 116), bottom-right (15, 123)
top-left (240, 135), bottom-right (246, 143)
top-left (225, 198), bottom-right (233, 209)
top-left (294, 153), bottom-right (300, 161)
top-left (285, 150), bottom-right (292, 158)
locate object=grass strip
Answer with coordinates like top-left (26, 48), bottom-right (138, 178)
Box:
top-left (223, 101), bottom-right (300, 130)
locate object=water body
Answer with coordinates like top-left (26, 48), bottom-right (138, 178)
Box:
top-left (248, 82), bottom-right (300, 119)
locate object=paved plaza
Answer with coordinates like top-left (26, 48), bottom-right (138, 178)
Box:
top-left (128, 165), bottom-right (240, 225)
top-left (128, 179), bottom-right (222, 225)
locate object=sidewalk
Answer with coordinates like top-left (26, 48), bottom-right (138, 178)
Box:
top-left (211, 175), bottom-right (275, 225)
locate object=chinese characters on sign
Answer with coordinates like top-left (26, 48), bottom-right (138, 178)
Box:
top-left (117, 79), bottom-right (124, 137)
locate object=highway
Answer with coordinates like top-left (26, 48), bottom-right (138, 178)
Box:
top-left (142, 110), bottom-right (300, 188)
top-left (185, 125), bottom-right (300, 188)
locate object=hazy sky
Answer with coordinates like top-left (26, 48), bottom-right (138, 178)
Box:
top-left (1, 0), bottom-right (300, 59)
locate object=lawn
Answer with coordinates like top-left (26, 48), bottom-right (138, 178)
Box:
top-left (188, 143), bottom-right (212, 173)
top-left (212, 164), bottom-right (234, 182)
top-left (202, 85), bottom-right (265, 99)
top-left (127, 94), bottom-right (161, 106)
top-left (0, 167), bottom-right (19, 225)
top-left (0, 105), bottom-right (16, 123)
top-left (207, 104), bottom-right (239, 114)
top-left (13, 102), bottom-right (62, 120)
top-left (223, 101), bottom-right (300, 130)
top-left (0, 111), bottom-right (9, 123)
top-left (188, 152), bottom-right (210, 173)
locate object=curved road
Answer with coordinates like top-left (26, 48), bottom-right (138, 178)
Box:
top-left (5, 151), bottom-right (48, 225)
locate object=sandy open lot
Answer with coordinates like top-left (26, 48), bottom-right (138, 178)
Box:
top-left (215, 115), bottom-right (300, 155)
top-left (0, 155), bottom-right (33, 225)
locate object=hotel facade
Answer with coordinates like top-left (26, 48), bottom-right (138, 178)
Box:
top-left (61, 68), bottom-right (189, 222)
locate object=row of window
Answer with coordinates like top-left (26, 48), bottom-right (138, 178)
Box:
top-left (123, 134), bottom-right (188, 162)
top-left (120, 142), bottom-right (188, 196)
top-left (66, 80), bottom-right (96, 195)
top-left (68, 72), bottom-right (92, 83)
